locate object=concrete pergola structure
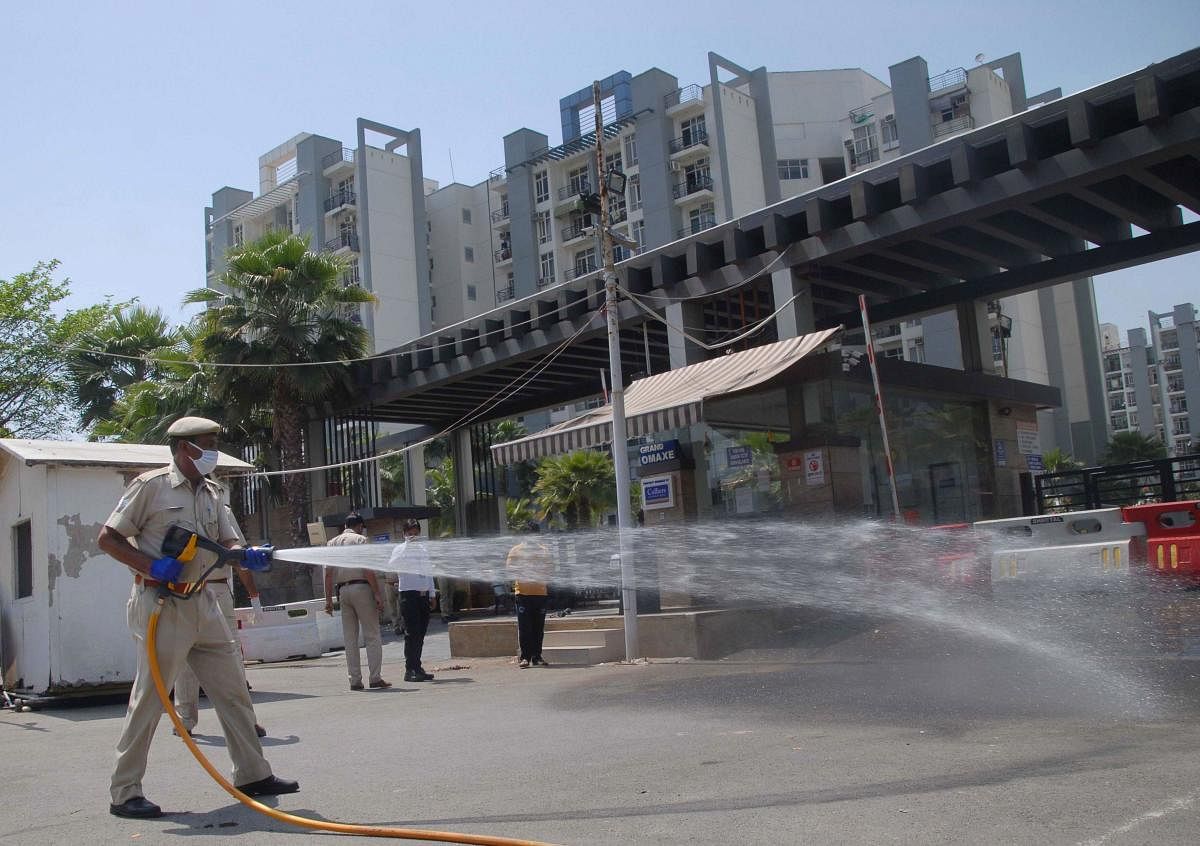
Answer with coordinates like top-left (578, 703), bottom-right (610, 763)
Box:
top-left (313, 48), bottom-right (1200, 524)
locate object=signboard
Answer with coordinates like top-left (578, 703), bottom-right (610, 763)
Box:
top-left (804, 450), bottom-right (825, 486)
top-left (1015, 421), bottom-right (1041, 455)
top-left (372, 533), bottom-right (391, 543)
top-left (641, 475), bottom-right (674, 510)
top-left (726, 445), bottom-right (753, 468)
top-left (994, 439), bottom-right (1008, 467)
top-left (1026, 454), bottom-right (1045, 475)
top-left (785, 455), bottom-right (804, 471)
top-left (638, 439), bottom-right (680, 467)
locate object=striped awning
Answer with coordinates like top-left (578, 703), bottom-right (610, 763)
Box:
top-left (490, 327), bottom-right (841, 465)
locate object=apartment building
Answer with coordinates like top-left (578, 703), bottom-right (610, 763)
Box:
top-left (204, 120), bottom-right (431, 353)
top-left (1101, 304), bottom-right (1200, 455)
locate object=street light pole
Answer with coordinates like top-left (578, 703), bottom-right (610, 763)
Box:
top-left (593, 80), bottom-right (639, 660)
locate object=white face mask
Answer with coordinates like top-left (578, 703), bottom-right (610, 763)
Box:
top-left (187, 442), bottom-right (220, 476)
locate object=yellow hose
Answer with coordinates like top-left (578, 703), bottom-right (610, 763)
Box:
top-left (146, 598), bottom-right (560, 845)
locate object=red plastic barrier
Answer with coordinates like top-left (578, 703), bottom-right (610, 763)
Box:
top-left (1121, 501), bottom-right (1200, 579)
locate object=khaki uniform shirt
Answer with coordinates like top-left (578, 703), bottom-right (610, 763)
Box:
top-left (326, 529), bottom-right (369, 585)
top-left (105, 461), bottom-right (241, 583)
top-left (506, 540), bottom-right (554, 596)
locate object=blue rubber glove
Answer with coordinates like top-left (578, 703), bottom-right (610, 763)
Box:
top-left (150, 556), bottom-right (183, 583)
top-left (241, 546), bottom-right (274, 572)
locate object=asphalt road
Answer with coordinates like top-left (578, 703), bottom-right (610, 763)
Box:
top-left (4, 602), bottom-right (1200, 846)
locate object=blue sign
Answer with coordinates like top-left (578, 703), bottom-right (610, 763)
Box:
top-left (638, 439), bottom-right (680, 467)
top-left (641, 474), bottom-right (674, 510)
top-left (994, 439), bottom-right (1007, 467)
top-left (727, 445), bottom-right (753, 468)
top-left (372, 533), bottom-right (391, 543)
top-left (1026, 454), bottom-right (1045, 474)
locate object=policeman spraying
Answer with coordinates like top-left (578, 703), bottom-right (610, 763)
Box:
top-left (97, 416), bottom-right (298, 820)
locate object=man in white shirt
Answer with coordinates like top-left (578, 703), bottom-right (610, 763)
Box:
top-left (389, 519), bottom-right (436, 682)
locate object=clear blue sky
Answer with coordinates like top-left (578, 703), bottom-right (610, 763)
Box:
top-left (3, 0), bottom-right (1197, 342)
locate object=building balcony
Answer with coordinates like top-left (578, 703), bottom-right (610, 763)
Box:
top-left (488, 167), bottom-right (506, 189)
top-left (340, 265), bottom-right (361, 287)
top-left (672, 175), bottom-right (714, 201)
top-left (323, 190), bottom-right (356, 213)
top-left (322, 147), bottom-right (355, 173)
top-left (537, 273), bottom-right (556, 289)
top-left (557, 181), bottom-right (591, 202)
top-left (561, 222), bottom-right (591, 243)
top-left (494, 247), bottom-right (513, 264)
top-left (932, 115), bottom-right (974, 139)
top-left (928, 67), bottom-right (968, 95)
top-left (496, 283), bottom-right (515, 302)
top-left (676, 215), bottom-right (717, 239)
top-left (665, 84), bottom-right (705, 113)
top-left (609, 206), bottom-right (628, 225)
top-left (668, 131), bottom-right (709, 156)
top-left (490, 206), bottom-right (510, 225)
top-left (324, 233), bottom-right (360, 253)
top-left (563, 261), bottom-right (598, 282)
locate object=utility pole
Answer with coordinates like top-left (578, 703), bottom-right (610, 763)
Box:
top-left (593, 80), bottom-right (639, 660)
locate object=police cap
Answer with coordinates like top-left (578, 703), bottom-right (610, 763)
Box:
top-left (166, 416), bottom-right (223, 438)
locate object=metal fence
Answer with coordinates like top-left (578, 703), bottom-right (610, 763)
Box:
top-left (1033, 453), bottom-right (1200, 513)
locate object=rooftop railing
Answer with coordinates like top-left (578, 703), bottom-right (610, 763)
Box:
top-left (665, 84), bottom-right (704, 109)
top-left (928, 67), bottom-right (968, 93)
top-left (321, 147), bottom-right (355, 169)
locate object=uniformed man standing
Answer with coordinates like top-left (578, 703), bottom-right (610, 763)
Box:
top-left (172, 504), bottom-right (267, 738)
top-left (323, 513), bottom-right (391, 690)
top-left (97, 417), bottom-right (298, 819)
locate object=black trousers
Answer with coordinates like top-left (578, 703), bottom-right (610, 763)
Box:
top-left (515, 594), bottom-right (548, 660)
top-left (399, 591), bottom-right (431, 672)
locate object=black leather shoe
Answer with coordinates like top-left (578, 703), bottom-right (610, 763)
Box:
top-left (237, 775), bottom-right (300, 797)
top-left (110, 796), bottom-right (162, 819)
top-left (404, 670), bottom-right (434, 682)
top-left (349, 683), bottom-right (364, 691)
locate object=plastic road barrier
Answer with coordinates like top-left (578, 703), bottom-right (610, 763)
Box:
top-left (234, 602), bottom-right (322, 662)
top-left (974, 507), bottom-right (1145, 591)
top-left (1121, 500), bottom-right (1200, 581)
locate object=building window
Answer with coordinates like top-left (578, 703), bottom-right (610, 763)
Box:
top-left (539, 252), bottom-right (555, 286)
top-left (631, 219), bottom-right (645, 253)
top-left (233, 223), bottom-right (244, 247)
top-left (464, 246), bottom-right (474, 262)
top-left (688, 203), bottom-right (716, 233)
top-left (574, 247), bottom-right (596, 276)
top-left (467, 284), bottom-right (477, 301)
top-left (567, 166), bottom-right (589, 195)
top-left (628, 175), bottom-right (642, 211)
top-left (605, 150), bottom-right (623, 175)
top-left (13, 520), bottom-right (32, 599)
top-left (681, 115), bottom-right (706, 146)
top-left (907, 341), bottom-right (925, 363)
top-left (852, 124), bottom-right (879, 165)
top-left (624, 132), bottom-right (638, 166)
top-left (777, 158), bottom-right (809, 180)
top-left (534, 170), bottom-right (549, 204)
top-left (536, 210), bottom-right (551, 244)
top-left (880, 115), bottom-right (899, 150)
top-left (462, 208), bottom-right (472, 224)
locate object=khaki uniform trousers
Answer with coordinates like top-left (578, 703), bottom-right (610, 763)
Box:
top-left (173, 584), bottom-right (250, 731)
top-left (111, 584), bottom-right (271, 804)
top-left (339, 582), bottom-right (383, 686)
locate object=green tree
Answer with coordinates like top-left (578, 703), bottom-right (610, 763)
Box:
top-left (533, 449), bottom-right (616, 529)
top-left (505, 496), bottom-right (535, 532)
top-left (68, 304), bottom-right (180, 433)
top-left (184, 232), bottom-right (375, 546)
top-left (1102, 431), bottom-right (1169, 465)
top-left (1042, 447), bottom-right (1083, 473)
top-left (0, 261), bottom-right (117, 438)
top-left (379, 451), bottom-right (408, 506)
top-left (426, 456), bottom-right (456, 537)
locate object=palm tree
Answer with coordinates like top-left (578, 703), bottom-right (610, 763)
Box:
top-left (533, 449), bottom-right (616, 529)
top-left (1102, 431), bottom-right (1169, 465)
top-left (1042, 447), bottom-right (1083, 473)
top-left (379, 451), bottom-right (408, 505)
top-left (184, 231), bottom-right (375, 546)
top-left (505, 497), bottom-right (535, 532)
top-left (68, 305), bottom-right (180, 434)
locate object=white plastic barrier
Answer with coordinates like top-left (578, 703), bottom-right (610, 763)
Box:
top-left (234, 603), bottom-right (322, 663)
top-left (295, 598), bottom-right (364, 653)
top-left (974, 507), bottom-right (1146, 591)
